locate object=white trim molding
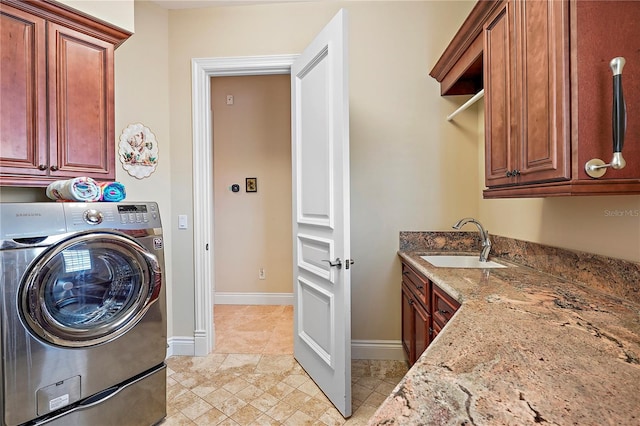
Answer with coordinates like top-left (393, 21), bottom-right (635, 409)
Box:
top-left (167, 336), bottom-right (195, 357)
top-left (214, 292), bottom-right (294, 305)
top-left (191, 55), bottom-right (298, 356)
top-left (351, 340), bottom-right (405, 360)
top-left (167, 336), bottom-right (404, 362)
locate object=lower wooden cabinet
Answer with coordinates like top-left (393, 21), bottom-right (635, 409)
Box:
top-left (401, 260), bottom-right (460, 366)
top-left (401, 283), bottom-right (431, 366)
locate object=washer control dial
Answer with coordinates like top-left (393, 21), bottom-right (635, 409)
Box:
top-left (84, 209), bottom-right (104, 225)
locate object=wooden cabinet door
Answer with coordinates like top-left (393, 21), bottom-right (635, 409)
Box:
top-left (47, 22), bottom-right (115, 179)
top-left (0, 3), bottom-right (47, 177)
top-left (513, 0), bottom-right (570, 184)
top-left (574, 0), bottom-right (640, 182)
top-left (413, 295), bottom-right (431, 362)
top-left (484, 1), bottom-right (514, 187)
top-left (402, 283), bottom-right (431, 365)
top-left (485, 0), bottom-right (570, 188)
top-left (401, 284), bottom-right (414, 363)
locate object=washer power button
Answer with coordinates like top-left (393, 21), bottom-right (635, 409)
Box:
top-left (84, 209), bottom-right (104, 225)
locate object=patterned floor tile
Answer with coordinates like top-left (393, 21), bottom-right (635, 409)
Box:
top-left (160, 305), bottom-right (407, 425)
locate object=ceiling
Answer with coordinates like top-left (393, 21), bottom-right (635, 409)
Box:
top-left (149, 0), bottom-right (308, 9)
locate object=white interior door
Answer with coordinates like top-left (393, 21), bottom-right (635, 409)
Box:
top-left (291, 9), bottom-right (352, 418)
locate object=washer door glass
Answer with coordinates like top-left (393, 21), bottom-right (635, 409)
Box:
top-left (21, 231), bottom-right (162, 347)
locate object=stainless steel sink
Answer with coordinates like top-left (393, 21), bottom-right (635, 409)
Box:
top-left (420, 255), bottom-right (508, 269)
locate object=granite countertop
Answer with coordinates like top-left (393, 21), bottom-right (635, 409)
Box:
top-left (369, 240), bottom-right (640, 425)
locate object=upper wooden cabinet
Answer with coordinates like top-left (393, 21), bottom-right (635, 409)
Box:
top-left (485, 0), bottom-right (571, 189)
top-left (0, 0), bottom-right (131, 186)
top-left (431, 0), bottom-right (640, 197)
top-left (429, 1), bottom-right (502, 96)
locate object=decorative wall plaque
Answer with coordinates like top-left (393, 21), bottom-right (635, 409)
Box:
top-left (118, 123), bottom-right (159, 179)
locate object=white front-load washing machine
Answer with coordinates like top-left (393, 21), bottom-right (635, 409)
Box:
top-left (0, 202), bottom-right (167, 426)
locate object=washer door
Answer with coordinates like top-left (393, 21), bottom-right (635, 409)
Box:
top-left (21, 231), bottom-right (162, 347)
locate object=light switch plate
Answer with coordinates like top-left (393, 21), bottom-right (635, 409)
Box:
top-left (178, 215), bottom-right (188, 229)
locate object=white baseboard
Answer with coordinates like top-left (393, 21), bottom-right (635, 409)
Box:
top-left (169, 296), bottom-right (403, 361)
top-left (214, 292), bottom-right (294, 305)
top-left (168, 335), bottom-right (403, 361)
top-left (167, 336), bottom-right (195, 357)
top-left (351, 340), bottom-right (404, 360)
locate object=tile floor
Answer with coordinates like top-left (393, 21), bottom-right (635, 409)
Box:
top-left (161, 305), bottom-right (407, 425)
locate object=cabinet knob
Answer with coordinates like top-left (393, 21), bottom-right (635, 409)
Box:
top-left (38, 164), bottom-right (47, 171)
top-left (50, 165), bottom-right (59, 171)
top-left (513, 169), bottom-right (521, 176)
top-left (408, 299), bottom-right (414, 305)
top-left (506, 170), bottom-right (512, 177)
top-left (416, 285), bottom-right (424, 290)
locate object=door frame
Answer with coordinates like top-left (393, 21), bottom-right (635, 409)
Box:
top-left (191, 55), bottom-right (298, 356)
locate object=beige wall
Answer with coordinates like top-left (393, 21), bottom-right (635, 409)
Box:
top-left (54, 0), bottom-right (473, 344)
top-left (58, 0), bottom-right (135, 32)
top-left (112, 0), bottom-right (175, 335)
top-left (212, 75), bottom-right (293, 295)
top-left (6, 0), bottom-right (635, 348)
top-left (166, 0), bottom-right (480, 341)
top-left (0, 1), bottom-right (176, 333)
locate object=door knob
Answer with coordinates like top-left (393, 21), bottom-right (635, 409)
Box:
top-left (322, 258), bottom-right (342, 269)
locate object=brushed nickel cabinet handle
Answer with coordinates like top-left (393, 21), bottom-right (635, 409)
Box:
top-left (585, 57), bottom-right (628, 178)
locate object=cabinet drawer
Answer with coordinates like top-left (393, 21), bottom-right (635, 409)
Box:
top-left (432, 284), bottom-right (460, 328)
top-left (402, 263), bottom-right (429, 309)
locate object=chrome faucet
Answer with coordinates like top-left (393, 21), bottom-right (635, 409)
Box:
top-left (452, 217), bottom-right (492, 262)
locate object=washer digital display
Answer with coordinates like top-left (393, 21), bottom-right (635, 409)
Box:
top-left (117, 205), bottom-right (148, 213)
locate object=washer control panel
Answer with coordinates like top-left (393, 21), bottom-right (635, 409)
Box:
top-left (117, 204), bottom-right (158, 224)
top-left (64, 202), bottom-right (162, 231)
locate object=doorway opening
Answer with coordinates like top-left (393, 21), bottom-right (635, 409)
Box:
top-left (191, 55), bottom-right (298, 356)
top-left (210, 73), bottom-right (293, 353)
